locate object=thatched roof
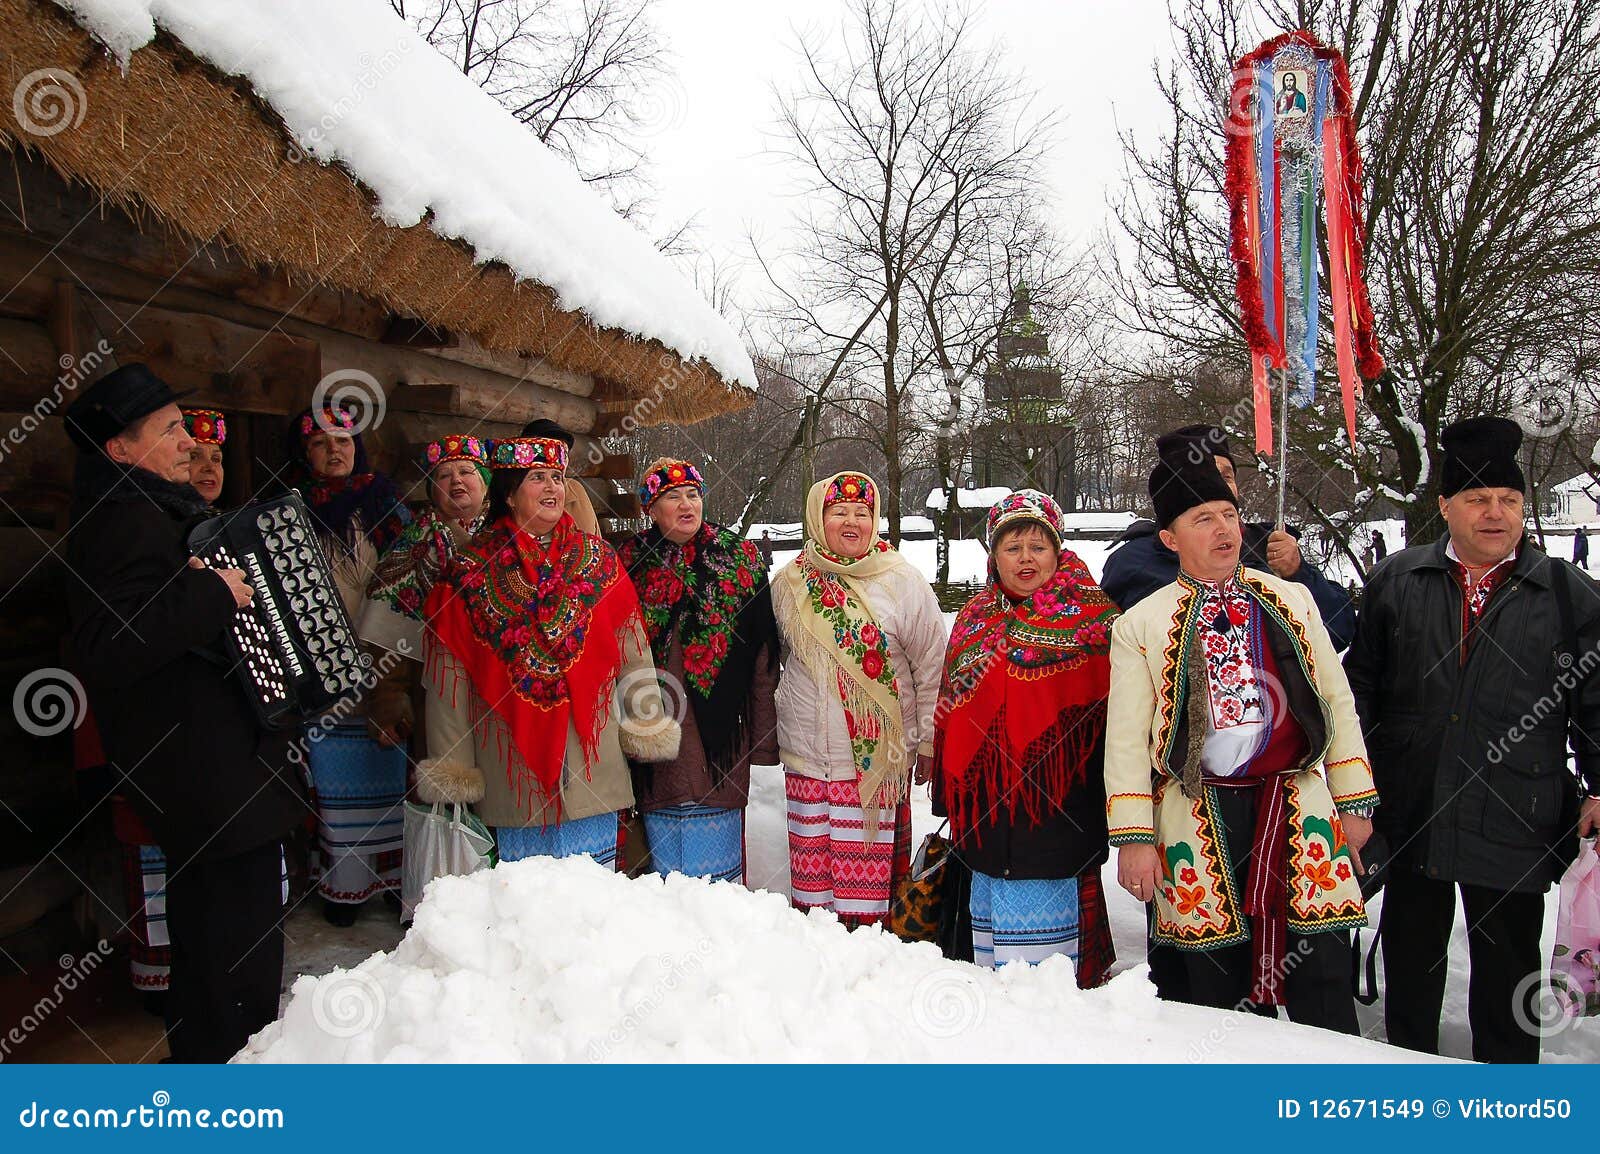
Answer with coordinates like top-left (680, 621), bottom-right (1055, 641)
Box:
top-left (0, 0), bottom-right (755, 425)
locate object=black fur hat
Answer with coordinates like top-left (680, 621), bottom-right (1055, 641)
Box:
top-left (1440, 416), bottom-right (1525, 497)
top-left (1149, 430), bottom-right (1238, 528)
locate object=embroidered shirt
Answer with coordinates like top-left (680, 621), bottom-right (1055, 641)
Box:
top-left (1190, 576), bottom-right (1309, 780)
top-left (1445, 538), bottom-right (1518, 663)
top-left (1194, 577), bottom-right (1267, 778)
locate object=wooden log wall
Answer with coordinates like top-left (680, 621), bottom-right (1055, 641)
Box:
top-left (0, 152), bottom-right (644, 887)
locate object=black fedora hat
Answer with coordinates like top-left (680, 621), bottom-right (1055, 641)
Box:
top-left (63, 363), bottom-right (192, 453)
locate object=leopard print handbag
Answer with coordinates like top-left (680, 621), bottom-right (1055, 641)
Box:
top-left (890, 822), bottom-right (953, 944)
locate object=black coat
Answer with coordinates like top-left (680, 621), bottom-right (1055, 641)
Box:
top-left (1100, 519), bottom-right (1357, 650)
top-left (65, 456), bottom-right (307, 867)
top-left (1343, 536), bottom-right (1600, 892)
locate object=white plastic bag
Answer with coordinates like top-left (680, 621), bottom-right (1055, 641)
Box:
top-left (1551, 838), bottom-right (1600, 1017)
top-left (401, 801), bottom-right (494, 921)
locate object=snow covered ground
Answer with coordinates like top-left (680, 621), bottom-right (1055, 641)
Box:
top-left (257, 762), bottom-right (1599, 1062)
top-left (253, 755), bottom-right (1600, 1064)
top-left (244, 793), bottom-right (1425, 1064)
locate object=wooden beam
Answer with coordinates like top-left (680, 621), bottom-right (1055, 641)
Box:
top-left (0, 233), bottom-right (601, 431)
top-left (428, 332), bottom-right (595, 399)
top-left (587, 485), bottom-right (641, 520)
top-left (585, 451), bottom-right (637, 481)
top-left (0, 154), bottom-right (600, 402)
top-left (89, 300), bottom-right (321, 416)
top-left (0, 317), bottom-right (63, 386)
top-left (46, 281), bottom-right (82, 367)
top-left (0, 411), bottom-right (74, 528)
top-left (387, 411), bottom-right (523, 450)
top-left (389, 380), bottom-right (592, 433)
top-left (0, 153), bottom-right (390, 338)
top-left (381, 315), bottom-right (457, 349)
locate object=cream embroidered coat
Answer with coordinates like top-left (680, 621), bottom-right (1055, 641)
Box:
top-left (1104, 566), bottom-right (1378, 950)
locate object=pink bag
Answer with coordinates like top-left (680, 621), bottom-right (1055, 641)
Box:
top-left (1551, 838), bottom-right (1600, 1017)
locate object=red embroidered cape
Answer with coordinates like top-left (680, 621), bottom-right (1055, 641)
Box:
top-left (424, 514), bottom-right (640, 814)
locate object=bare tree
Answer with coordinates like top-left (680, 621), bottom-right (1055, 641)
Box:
top-left (391, 0), bottom-right (671, 214)
top-left (1107, 0), bottom-right (1600, 544)
top-left (917, 201), bottom-right (1091, 578)
top-left (763, 0), bottom-right (1055, 544)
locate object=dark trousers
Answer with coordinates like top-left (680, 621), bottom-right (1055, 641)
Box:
top-left (163, 841), bottom-right (285, 1063)
top-left (1148, 936), bottom-right (1190, 1001)
top-left (1381, 869), bottom-right (1545, 1063)
top-left (1180, 927), bottom-right (1359, 1033)
top-left (1168, 786), bottom-right (1359, 1034)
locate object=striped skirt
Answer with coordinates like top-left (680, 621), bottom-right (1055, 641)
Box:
top-left (970, 871), bottom-right (1080, 969)
top-left (785, 773), bottom-right (911, 928)
top-left (122, 843), bottom-right (170, 992)
top-left (495, 811), bottom-right (622, 870)
top-left (642, 805), bottom-right (745, 884)
top-left (307, 721), bottom-right (407, 905)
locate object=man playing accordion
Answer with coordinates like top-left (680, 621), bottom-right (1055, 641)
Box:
top-left (63, 364), bottom-right (307, 1063)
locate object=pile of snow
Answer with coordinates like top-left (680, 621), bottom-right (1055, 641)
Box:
top-left (270, 764), bottom-right (1600, 1064)
top-left (925, 485), bottom-right (1012, 512)
top-left (54, 0), bottom-right (755, 390)
top-left (242, 855), bottom-right (1427, 1064)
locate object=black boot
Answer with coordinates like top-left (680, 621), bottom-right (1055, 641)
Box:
top-left (321, 897), bottom-right (359, 927)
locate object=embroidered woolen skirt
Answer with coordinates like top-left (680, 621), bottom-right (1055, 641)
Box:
top-left (642, 804), bottom-right (745, 884)
top-left (785, 773), bottom-right (911, 927)
top-left (495, 811), bottom-right (622, 870)
top-left (307, 721), bottom-right (406, 905)
top-left (970, 872), bottom-right (1081, 969)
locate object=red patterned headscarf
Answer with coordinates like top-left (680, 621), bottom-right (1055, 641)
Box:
top-left (935, 549), bottom-right (1118, 834)
top-left (424, 513), bottom-right (641, 816)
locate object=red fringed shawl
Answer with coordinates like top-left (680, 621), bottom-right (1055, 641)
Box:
top-left (424, 513), bottom-right (641, 815)
top-left (935, 553), bottom-right (1118, 837)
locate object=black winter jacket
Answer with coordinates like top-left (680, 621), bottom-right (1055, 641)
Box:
top-left (1343, 535), bottom-right (1600, 892)
top-left (65, 454), bottom-right (307, 866)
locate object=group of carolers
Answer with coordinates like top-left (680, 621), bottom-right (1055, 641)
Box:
top-left (59, 362), bottom-right (1599, 1064)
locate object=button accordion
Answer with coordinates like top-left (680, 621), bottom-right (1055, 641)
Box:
top-left (188, 494), bottom-right (372, 727)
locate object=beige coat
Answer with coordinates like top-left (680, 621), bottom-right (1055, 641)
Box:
top-left (319, 525), bottom-right (382, 724)
top-left (418, 613), bottom-right (679, 829)
top-left (1105, 568), bottom-right (1377, 947)
top-left (772, 560), bottom-right (947, 780)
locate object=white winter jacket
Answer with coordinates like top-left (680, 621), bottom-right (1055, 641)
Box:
top-left (773, 561), bottom-right (948, 781)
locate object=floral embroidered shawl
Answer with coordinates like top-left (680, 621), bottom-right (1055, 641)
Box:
top-left (424, 513), bottom-right (640, 814)
top-left (772, 473), bottom-right (916, 834)
top-left (619, 522), bottom-right (778, 775)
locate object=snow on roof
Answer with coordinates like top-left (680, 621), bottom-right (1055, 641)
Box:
top-left (1555, 473), bottom-right (1599, 493)
top-left (54, 0), bottom-right (756, 390)
top-left (925, 485), bottom-right (1012, 511)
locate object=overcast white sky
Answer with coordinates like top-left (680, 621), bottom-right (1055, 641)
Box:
top-left (644, 0), bottom-right (1176, 316)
